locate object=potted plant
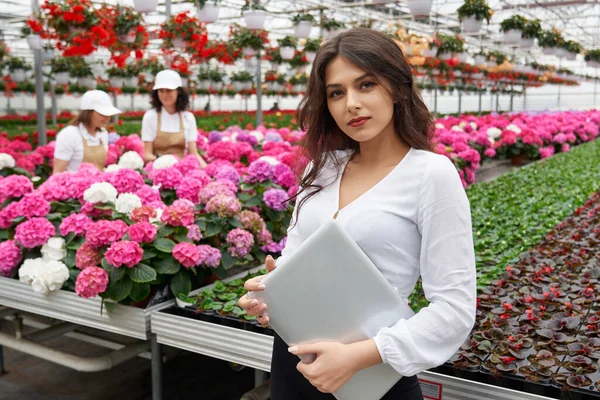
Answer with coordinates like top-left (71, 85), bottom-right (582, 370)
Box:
top-left (500, 15), bottom-right (527, 44)
top-left (139, 57), bottom-right (165, 82)
top-left (563, 40), bottom-right (583, 61)
top-left (457, 0), bottom-right (493, 33)
top-left (70, 57), bottom-right (95, 88)
top-left (159, 12), bottom-right (205, 49)
top-left (5, 57), bottom-right (30, 83)
top-left (231, 71), bottom-right (254, 92)
top-left (112, 4), bottom-right (144, 44)
top-left (320, 18), bottom-right (346, 40)
top-left (519, 19), bottom-right (541, 49)
top-left (585, 49), bottom-right (600, 69)
top-left (197, 67), bottom-right (212, 90)
top-left (106, 66), bottom-right (127, 87)
top-left (194, 0), bottom-right (221, 23)
top-left (50, 57), bottom-right (71, 85)
top-left (292, 13), bottom-right (315, 38)
top-left (241, 1), bottom-right (267, 30)
top-left (487, 50), bottom-right (507, 66)
top-left (433, 33), bottom-right (465, 60)
top-left (265, 70), bottom-right (279, 91)
top-left (406, 0), bottom-right (433, 19)
top-left (133, 0), bottom-right (158, 13)
top-left (21, 15), bottom-right (45, 50)
top-left (230, 24), bottom-right (269, 56)
top-left (537, 28), bottom-right (563, 55)
top-left (289, 73), bottom-right (308, 93)
top-left (277, 36), bottom-right (297, 60)
top-left (304, 38), bottom-right (321, 63)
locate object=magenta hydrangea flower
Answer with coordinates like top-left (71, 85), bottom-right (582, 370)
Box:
top-left (0, 240), bottom-right (22, 277)
top-left (0, 202), bottom-right (19, 229)
top-left (105, 240), bottom-right (144, 268)
top-left (204, 159), bottom-right (235, 178)
top-left (104, 168), bottom-right (145, 194)
top-left (215, 166), bottom-right (241, 185)
top-left (128, 222), bottom-right (157, 243)
top-left (198, 182), bottom-right (235, 204)
top-left (75, 267), bottom-right (109, 298)
top-left (186, 224), bottom-right (202, 241)
top-left (238, 210), bottom-right (266, 234)
top-left (174, 155), bottom-right (201, 175)
top-left (261, 241), bottom-right (284, 254)
top-left (85, 220), bottom-right (128, 248)
top-left (75, 242), bottom-right (102, 270)
top-left (256, 228), bottom-right (273, 246)
top-left (176, 178), bottom-right (204, 204)
top-left (16, 193), bottom-right (51, 219)
top-left (152, 167), bottom-right (183, 190)
top-left (187, 169), bottom-right (211, 186)
top-left (273, 163), bottom-right (296, 188)
top-left (14, 217), bottom-right (56, 249)
top-left (226, 228), bottom-right (254, 259)
top-left (173, 242), bottom-right (201, 268)
top-left (205, 194), bottom-right (241, 218)
top-left (60, 213), bottom-right (93, 237)
top-left (246, 160), bottom-right (274, 183)
top-left (484, 148), bottom-right (496, 158)
top-left (173, 199), bottom-right (196, 211)
top-left (161, 205), bottom-right (195, 227)
top-left (207, 141), bottom-right (238, 162)
top-left (135, 185), bottom-right (162, 206)
top-left (197, 245), bottom-right (222, 268)
top-left (0, 175), bottom-right (34, 202)
top-left (263, 188), bottom-right (289, 212)
top-left (214, 178), bottom-right (239, 194)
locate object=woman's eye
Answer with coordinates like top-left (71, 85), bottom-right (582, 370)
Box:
top-left (361, 81), bottom-right (376, 89)
top-left (328, 90), bottom-right (343, 98)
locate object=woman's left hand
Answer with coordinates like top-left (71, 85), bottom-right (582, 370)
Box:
top-left (290, 342), bottom-right (359, 393)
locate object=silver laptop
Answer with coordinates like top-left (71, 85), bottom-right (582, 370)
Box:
top-left (255, 219), bottom-right (415, 400)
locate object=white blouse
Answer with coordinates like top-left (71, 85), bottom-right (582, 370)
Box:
top-left (277, 148), bottom-right (477, 377)
top-left (141, 108), bottom-right (198, 144)
top-left (54, 124), bottom-right (109, 172)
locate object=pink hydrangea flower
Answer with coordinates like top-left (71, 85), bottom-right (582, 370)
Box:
top-left (176, 178), bottom-right (204, 204)
top-left (135, 185), bottom-right (162, 206)
top-left (215, 166), bottom-right (241, 184)
top-left (246, 160), bottom-right (274, 183)
top-left (204, 159), bottom-right (234, 178)
top-left (0, 175), bottom-right (34, 202)
top-left (161, 205), bottom-right (194, 227)
top-left (86, 220), bottom-right (128, 248)
top-left (214, 178), bottom-right (238, 194)
top-left (263, 188), bottom-right (289, 212)
top-left (197, 245), bottom-right (222, 268)
top-left (105, 240), bottom-right (144, 268)
top-left (173, 242), bottom-right (201, 268)
top-left (205, 194), bottom-right (241, 218)
top-left (75, 267), bottom-right (109, 298)
top-left (16, 193), bottom-right (51, 219)
top-left (60, 213), bottom-right (93, 236)
top-left (14, 217), bottom-right (56, 249)
top-left (186, 224), bottom-right (202, 241)
top-left (130, 205), bottom-right (158, 223)
top-left (274, 163), bottom-right (296, 188)
top-left (207, 141), bottom-right (238, 162)
top-left (226, 228), bottom-right (254, 259)
top-left (238, 210), bottom-right (266, 234)
top-left (80, 201), bottom-right (113, 218)
top-left (75, 242), bottom-right (102, 270)
top-left (484, 148), bottom-right (496, 158)
top-left (173, 199), bottom-right (195, 211)
top-left (0, 202), bottom-right (20, 229)
top-left (288, 185), bottom-right (299, 198)
top-left (128, 222), bottom-right (157, 243)
top-left (256, 228), bottom-right (273, 246)
top-left (198, 182), bottom-right (235, 204)
top-left (0, 240), bottom-right (22, 277)
top-left (175, 156), bottom-right (201, 175)
top-left (105, 168), bottom-right (145, 194)
top-left (152, 167), bottom-right (183, 189)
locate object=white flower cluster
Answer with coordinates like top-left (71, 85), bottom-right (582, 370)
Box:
top-left (83, 182), bottom-right (118, 204)
top-left (0, 153), bottom-right (16, 170)
top-left (41, 237), bottom-right (66, 262)
top-left (258, 156), bottom-right (280, 166)
top-left (153, 155), bottom-right (179, 170)
top-left (249, 130), bottom-right (264, 143)
top-left (487, 127), bottom-right (502, 143)
top-left (506, 124), bottom-right (522, 134)
top-left (116, 193), bottom-right (142, 214)
top-left (18, 258), bottom-right (69, 295)
top-left (118, 151), bottom-right (145, 170)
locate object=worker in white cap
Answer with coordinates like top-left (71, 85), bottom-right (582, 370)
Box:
top-left (141, 69), bottom-right (207, 167)
top-left (53, 90), bottom-right (121, 174)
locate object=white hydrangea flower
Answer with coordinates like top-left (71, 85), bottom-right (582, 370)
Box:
top-left (506, 124), bottom-right (522, 134)
top-left (470, 122), bottom-right (478, 130)
top-left (116, 193), bottom-right (142, 214)
top-left (150, 208), bottom-right (163, 225)
top-left (487, 127), bottom-right (502, 140)
top-left (105, 164), bottom-right (121, 172)
top-left (118, 151), bottom-right (144, 170)
top-left (249, 130), bottom-right (265, 143)
top-left (153, 155), bottom-right (179, 170)
top-left (83, 182), bottom-right (118, 204)
top-left (19, 258), bottom-right (69, 295)
top-left (435, 123), bottom-right (445, 129)
top-left (259, 156), bottom-right (280, 166)
top-left (230, 132), bottom-right (239, 143)
top-left (451, 125), bottom-right (463, 132)
top-left (0, 153), bottom-right (16, 170)
top-left (459, 121), bottom-right (467, 128)
top-left (31, 176), bottom-right (41, 182)
top-left (41, 237), bottom-right (66, 262)
top-left (222, 136), bottom-right (231, 142)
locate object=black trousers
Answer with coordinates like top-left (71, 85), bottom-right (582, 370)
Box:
top-left (270, 334), bottom-right (424, 400)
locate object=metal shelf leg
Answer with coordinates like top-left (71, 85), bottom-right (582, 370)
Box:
top-left (151, 334), bottom-right (163, 400)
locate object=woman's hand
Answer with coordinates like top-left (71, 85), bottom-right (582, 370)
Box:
top-left (289, 342), bottom-right (359, 393)
top-left (238, 255), bottom-right (276, 325)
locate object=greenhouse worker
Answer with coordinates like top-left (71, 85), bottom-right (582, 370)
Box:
top-left (53, 90), bottom-right (121, 174)
top-left (141, 69), bottom-right (207, 167)
top-left (239, 29), bottom-right (476, 399)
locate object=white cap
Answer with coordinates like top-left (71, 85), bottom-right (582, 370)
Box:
top-left (153, 69), bottom-right (182, 90)
top-left (80, 90), bottom-right (122, 116)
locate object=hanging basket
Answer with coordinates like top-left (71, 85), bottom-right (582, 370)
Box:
top-left (422, 48), bottom-right (436, 58)
top-left (565, 52), bottom-right (577, 61)
top-left (197, 3), bottom-right (220, 23)
top-left (109, 77), bottom-right (124, 88)
top-left (171, 38), bottom-right (187, 49)
top-left (144, 72), bottom-right (154, 82)
top-left (407, 0), bottom-right (432, 19)
top-left (125, 77), bottom-right (138, 87)
top-left (242, 47), bottom-right (258, 57)
top-left (279, 46), bottom-right (295, 60)
top-left (243, 10), bottom-right (267, 30)
top-left (474, 55), bottom-right (486, 65)
top-left (461, 16), bottom-right (482, 33)
top-left (438, 52), bottom-right (453, 61)
top-left (294, 21), bottom-right (312, 38)
top-left (542, 47), bottom-right (556, 56)
top-left (79, 77), bottom-right (96, 88)
top-left (43, 49), bottom-right (55, 61)
top-left (118, 29), bottom-right (138, 44)
top-left (305, 51), bottom-right (316, 63)
top-left (54, 72), bottom-right (70, 85)
top-left (503, 29), bottom-right (522, 44)
top-left (555, 48), bottom-right (568, 58)
top-left (10, 69), bottom-right (26, 83)
top-left (519, 38), bottom-right (534, 49)
top-left (198, 80), bottom-right (211, 90)
top-left (323, 28), bottom-right (343, 40)
top-left (26, 34), bottom-right (43, 50)
top-left (133, 0), bottom-right (158, 13)
top-left (457, 52), bottom-right (469, 63)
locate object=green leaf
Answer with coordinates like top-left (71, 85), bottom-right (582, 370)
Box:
top-left (129, 263), bottom-right (157, 283)
top-left (154, 238), bottom-right (176, 253)
top-left (142, 251), bottom-right (157, 261)
top-left (63, 250), bottom-right (76, 268)
top-left (67, 237), bottom-right (85, 251)
top-left (0, 230), bottom-right (9, 240)
top-left (174, 232), bottom-right (192, 243)
top-left (170, 269), bottom-right (192, 297)
top-left (204, 223), bottom-right (222, 237)
top-left (157, 226), bottom-right (175, 238)
top-left (213, 265), bottom-right (227, 279)
top-left (244, 196), bottom-right (262, 207)
top-left (221, 251), bottom-right (237, 269)
top-left (65, 232), bottom-right (77, 245)
top-left (154, 255), bottom-right (181, 275)
top-left (106, 265), bottom-right (126, 282)
top-left (45, 212), bottom-right (63, 221)
top-left (101, 257), bottom-right (112, 270)
top-left (129, 282), bottom-right (150, 303)
top-left (195, 219), bottom-right (206, 231)
top-left (105, 277), bottom-right (133, 302)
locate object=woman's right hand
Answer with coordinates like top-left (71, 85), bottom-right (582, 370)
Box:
top-left (238, 255), bottom-right (276, 325)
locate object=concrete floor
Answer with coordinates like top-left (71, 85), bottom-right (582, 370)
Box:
top-left (0, 317), bottom-right (256, 400)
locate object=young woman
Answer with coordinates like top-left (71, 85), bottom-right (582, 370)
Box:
top-left (238, 29), bottom-right (476, 399)
top-left (141, 69), bottom-right (207, 167)
top-left (53, 90), bottom-right (121, 174)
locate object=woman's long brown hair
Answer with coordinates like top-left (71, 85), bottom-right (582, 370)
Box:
top-left (292, 28), bottom-right (434, 221)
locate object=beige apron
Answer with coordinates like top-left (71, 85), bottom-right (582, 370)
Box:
top-left (80, 130), bottom-right (107, 172)
top-left (153, 111), bottom-right (186, 159)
